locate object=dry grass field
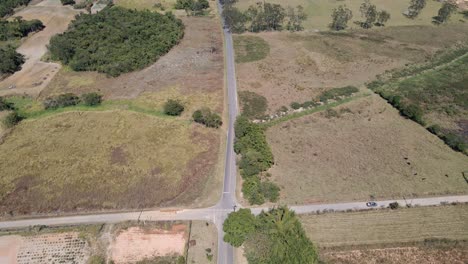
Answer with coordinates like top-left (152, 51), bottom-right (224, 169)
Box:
top-left (235, 0), bottom-right (465, 30)
top-left (234, 24), bottom-right (468, 114)
top-left (0, 220), bottom-right (216, 263)
top-left (300, 204), bottom-right (468, 246)
top-left (300, 204), bottom-right (468, 264)
top-left (266, 95), bottom-right (468, 204)
top-left (0, 0), bottom-right (80, 97)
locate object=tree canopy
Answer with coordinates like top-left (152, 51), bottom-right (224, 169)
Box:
top-left (0, 0), bottom-right (31, 17)
top-left (0, 17), bottom-right (44, 41)
top-left (223, 206), bottom-right (319, 264)
top-left (48, 7), bottom-right (184, 77)
top-left (329, 5), bottom-right (353, 31)
top-left (0, 45), bottom-right (25, 75)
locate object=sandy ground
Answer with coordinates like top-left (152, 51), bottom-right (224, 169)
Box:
top-left (0, 232), bottom-right (90, 264)
top-left (0, 0), bottom-right (80, 97)
top-left (110, 226), bottom-right (186, 263)
top-left (266, 95), bottom-right (468, 204)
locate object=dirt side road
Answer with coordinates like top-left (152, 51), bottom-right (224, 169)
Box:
top-left (0, 0), bottom-right (79, 97)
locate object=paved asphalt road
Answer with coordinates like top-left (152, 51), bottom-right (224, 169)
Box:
top-left (1, 2), bottom-right (468, 264)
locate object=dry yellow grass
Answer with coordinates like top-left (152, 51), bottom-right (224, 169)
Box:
top-left (0, 110), bottom-right (219, 215)
top-left (266, 95), bottom-right (468, 204)
top-left (300, 204), bottom-right (468, 247)
top-left (187, 221), bottom-right (218, 263)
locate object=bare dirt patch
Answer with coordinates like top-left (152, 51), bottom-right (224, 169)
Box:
top-left (187, 221), bottom-right (218, 263)
top-left (0, 0), bottom-right (80, 97)
top-left (110, 225), bottom-right (186, 263)
top-left (266, 95), bottom-right (468, 204)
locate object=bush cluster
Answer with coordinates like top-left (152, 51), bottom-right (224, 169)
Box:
top-left (163, 99), bottom-right (184, 116)
top-left (3, 111), bottom-right (23, 128)
top-left (174, 0), bottom-right (209, 13)
top-left (0, 0), bottom-right (31, 17)
top-left (427, 125), bottom-right (466, 153)
top-left (43, 92), bottom-right (103, 110)
top-left (378, 93), bottom-right (425, 125)
top-left (0, 46), bottom-right (25, 75)
top-left (223, 207), bottom-right (319, 264)
top-left (60, 0), bottom-right (75, 5)
top-left (235, 116), bottom-right (279, 205)
top-left (318, 86), bottom-right (359, 102)
top-left (49, 7), bottom-right (184, 76)
top-left (0, 17), bottom-right (45, 41)
top-left (193, 108), bottom-right (222, 128)
top-left (0, 96), bottom-right (14, 111)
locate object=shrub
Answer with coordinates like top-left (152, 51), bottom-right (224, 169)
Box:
top-left (260, 181), bottom-right (280, 202)
top-left (60, 0), bottom-right (75, 5)
top-left (302, 101), bottom-right (318, 108)
top-left (318, 86), bottom-right (359, 102)
top-left (0, 0), bottom-right (32, 17)
top-left (290, 102), bottom-right (301, 110)
top-left (0, 97), bottom-right (14, 111)
top-left (242, 177), bottom-right (265, 205)
top-left (192, 108), bottom-right (222, 128)
top-left (81, 93), bottom-right (103, 106)
top-left (48, 7), bottom-right (184, 76)
top-left (389, 202), bottom-right (399, 210)
top-left (400, 104), bottom-right (425, 125)
top-left (441, 133), bottom-right (466, 153)
top-left (44, 93), bottom-right (80, 110)
top-left (164, 99), bottom-right (184, 116)
top-left (427, 124), bottom-right (441, 135)
top-left (3, 111), bottom-right (23, 128)
top-left (0, 46), bottom-right (25, 74)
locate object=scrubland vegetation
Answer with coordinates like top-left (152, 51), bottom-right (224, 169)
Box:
top-left (224, 207), bottom-right (318, 263)
top-left (49, 7), bottom-right (184, 76)
top-left (0, 0), bottom-right (31, 17)
top-left (0, 46), bottom-right (24, 75)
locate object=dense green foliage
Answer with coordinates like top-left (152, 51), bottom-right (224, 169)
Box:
top-left (0, 45), bottom-right (25, 75)
top-left (369, 46), bottom-right (468, 154)
top-left (222, 1), bottom-right (306, 33)
top-left (329, 5), bottom-right (353, 31)
top-left (234, 36), bottom-right (270, 63)
top-left (49, 7), bottom-right (184, 76)
top-left (235, 116), bottom-right (279, 205)
top-left (0, 17), bottom-right (44, 41)
top-left (174, 0), bottom-right (209, 14)
top-left (43, 92), bottom-right (103, 110)
top-left (3, 111), bottom-right (23, 128)
top-left (192, 108), bottom-right (222, 128)
top-left (163, 99), bottom-right (184, 116)
top-left (60, 0), bottom-right (75, 5)
top-left (82, 92), bottom-right (103, 106)
top-left (238, 91), bottom-right (268, 119)
top-left (0, 0), bottom-right (31, 17)
top-left (223, 207), bottom-right (319, 264)
top-left (433, 2), bottom-right (457, 24)
top-left (404, 0), bottom-right (426, 19)
top-left (318, 86), bottom-right (359, 102)
top-left (0, 96), bottom-right (14, 111)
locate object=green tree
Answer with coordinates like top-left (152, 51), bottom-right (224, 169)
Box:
top-left (286, 5), bottom-right (307, 32)
top-left (222, 5), bottom-right (246, 33)
top-left (0, 46), bottom-right (25, 74)
top-left (329, 5), bottom-right (353, 31)
top-left (223, 208), bottom-right (256, 247)
top-left (164, 99), bottom-right (184, 116)
top-left (433, 2), bottom-right (457, 24)
top-left (60, 0), bottom-right (75, 5)
top-left (358, 0), bottom-right (377, 28)
top-left (81, 92), bottom-right (103, 106)
top-left (376, 10), bottom-right (391, 26)
top-left (405, 0), bottom-right (426, 19)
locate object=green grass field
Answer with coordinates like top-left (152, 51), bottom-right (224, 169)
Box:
top-left (236, 0), bottom-right (464, 30)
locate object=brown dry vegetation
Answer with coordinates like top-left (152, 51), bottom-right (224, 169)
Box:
top-left (266, 95), bottom-right (468, 204)
top-left (235, 24), bottom-right (468, 114)
top-left (0, 110), bottom-right (219, 215)
top-left (187, 221), bottom-right (218, 263)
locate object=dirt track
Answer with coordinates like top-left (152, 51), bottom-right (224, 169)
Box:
top-left (0, 0), bottom-right (79, 97)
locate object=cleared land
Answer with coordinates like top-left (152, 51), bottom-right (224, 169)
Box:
top-left (0, 0), bottom-right (80, 97)
top-left (300, 204), bottom-right (468, 263)
top-left (234, 24), bottom-right (468, 115)
top-left (235, 0), bottom-right (465, 30)
top-left (265, 95), bottom-right (468, 204)
top-left (0, 220), bottom-right (216, 263)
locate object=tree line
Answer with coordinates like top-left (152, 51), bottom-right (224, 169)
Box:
top-left (48, 7), bottom-right (184, 77)
top-left (0, 17), bottom-right (44, 41)
top-left (223, 207), bottom-right (319, 264)
top-left (0, 0), bottom-right (31, 17)
top-left (222, 0), bottom-right (307, 33)
top-left (174, 0), bottom-right (209, 16)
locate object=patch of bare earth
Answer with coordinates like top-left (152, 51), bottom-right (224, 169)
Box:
top-left (0, 0), bottom-right (80, 97)
top-left (266, 95), bottom-right (468, 204)
top-left (110, 225), bottom-right (186, 263)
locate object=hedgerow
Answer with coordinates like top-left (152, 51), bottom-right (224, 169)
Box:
top-left (49, 7), bottom-right (184, 76)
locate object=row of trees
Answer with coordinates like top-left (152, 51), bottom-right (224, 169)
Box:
top-left (44, 92), bottom-right (103, 109)
top-left (235, 116), bottom-right (279, 205)
top-left (0, 17), bottom-right (44, 41)
top-left (49, 7), bottom-right (184, 76)
top-left (174, 0), bottom-right (209, 15)
top-left (0, 0), bottom-right (31, 17)
top-left (223, 1), bottom-right (307, 33)
top-left (330, 0), bottom-right (458, 31)
top-left (192, 108), bottom-right (222, 128)
top-left (223, 207), bottom-right (319, 264)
